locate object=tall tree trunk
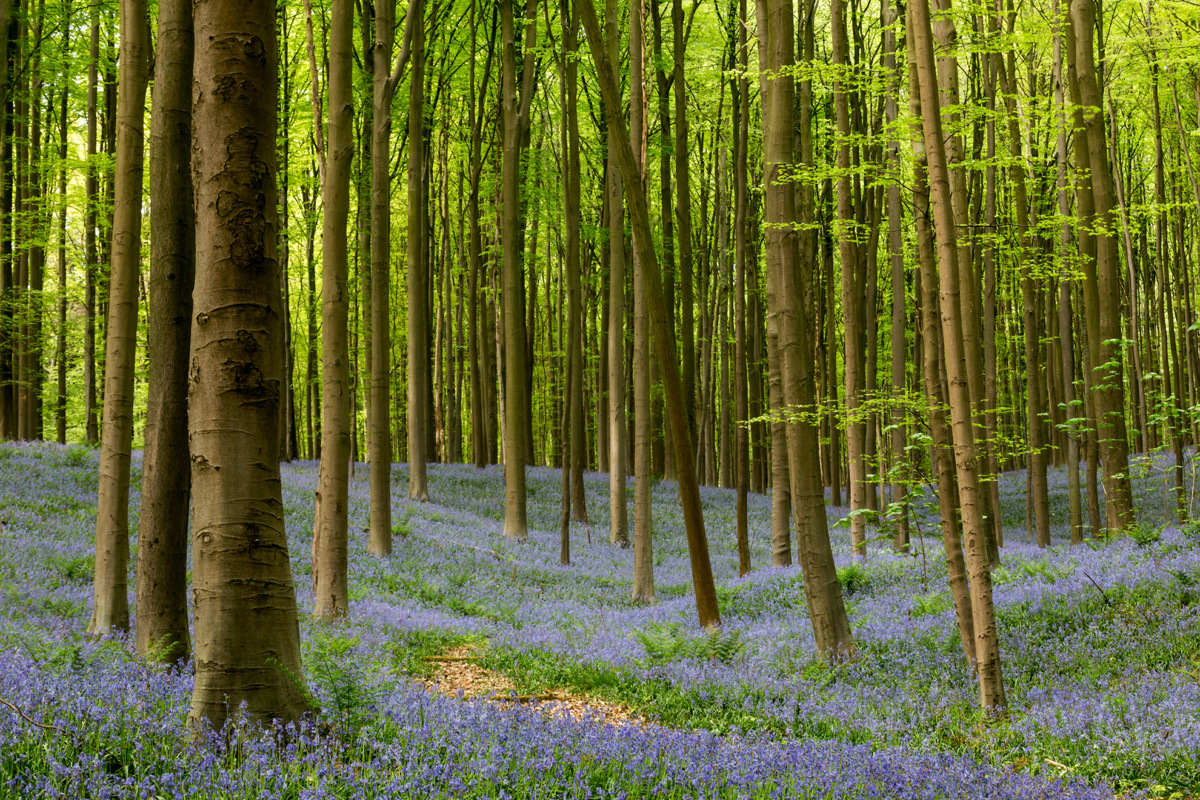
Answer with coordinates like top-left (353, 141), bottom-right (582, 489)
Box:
top-left (910, 0), bottom-right (1006, 713)
top-left (673, 0), bottom-right (695, 452)
top-left (500, 0), bottom-right (531, 539)
top-left (88, 0), bottom-right (149, 637)
top-left (885, 0), bottom-right (908, 552)
top-left (0, 0), bottom-right (11, 440)
top-left (757, 0), bottom-right (854, 654)
top-left (1068, 0), bottom-right (1134, 532)
top-left (189, 0), bottom-right (308, 725)
top-left (55, 11), bottom-right (68, 444)
top-left (81, 7), bottom-right (98, 445)
top-left (993, 36), bottom-right (1049, 546)
top-left (407, 0), bottom-right (431, 500)
top-left (368, 0), bottom-right (411, 556)
top-left (910, 71), bottom-right (976, 663)
top-left (136, 0), bottom-right (194, 662)
top-left (312, 0), bottom-right (355, 621)
top-left (605, 0), bottom-right (628, 546)
top-left (564, 3), bottom-right (587, 522)
top-left (576, 0), bottom-right (720, 628)
top-left (831, 0), bottom-right (866, 555)
top-left (733, 0), bottom-right (750, 576)
top-left (1054, 0), bottom-right (1083, 543)
top-left (631, 0), bottom-right (655, 600)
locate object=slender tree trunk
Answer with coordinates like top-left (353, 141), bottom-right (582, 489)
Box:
top-left (136, 0), bottom-right (194, 662)
top-left (910, 74), bottom-right (975, 662)
top-left (55, 13), bottom-right (68, 444)
top-left (88, 0), bottom-right (149, 637)
top-left (407, 0), bottom-right (431, 501)
top-left (757, 0), bottom-right (854, 654)
top-left (630, 0), bottom-right (655, 598)
top-left (576, 0), bottom-right (720, 628)
top-left (733, 0), bottom-right (751, 576)
top-left (312, 0), bottom-right (355, 621)
top-left (993, 40), bottom-right (1049, 546)
top-left (1069, 0), bottom-right (1134, 532)
top-left (605, 0), bottom-right (628, 546)
top-left (1054, 1), bottom-right (1083, 543)
top-left (500, 0), bottom-right (531, 539)
top-left (910, 0), bottom-right (1007, 713)
top-left (673, 0), bottom-right (695, 451)
top-left (0, 0), bottom-right (11, 440)
top-left (190, 0), bottom-right (308, 726)
top-left (884, 0), bottom-right (908, 552)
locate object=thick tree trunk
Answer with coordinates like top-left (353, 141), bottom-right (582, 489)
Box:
top-left (136, 0), bottom-right (194, 662)
top-left (189, 0), bottom-right (308, 726)
top-left (312, 0), bottom-right (355, 621)
top-left (88, 0), bottom-right (149, 637)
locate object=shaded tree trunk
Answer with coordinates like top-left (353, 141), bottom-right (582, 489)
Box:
top-left (136, 0), bottom-right (194, 662)
top-left (189, 0), bottom-right (308, 726)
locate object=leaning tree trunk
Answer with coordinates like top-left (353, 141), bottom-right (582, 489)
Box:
top-left (910, 0), bottom-right (1006, 714)
top-left (189, 0), bottom-right (309, 728)
top-left (757, 0), bottom-right (854, 655)
top-left (575, 0), bottom-right (720, 628)
top-left (88, 0), bottom-right (149, 637)
top-left (136, 0), bottom-right (194, 662)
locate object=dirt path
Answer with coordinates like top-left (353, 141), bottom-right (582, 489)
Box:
top-left (416, 645), bottom-right (649, 729)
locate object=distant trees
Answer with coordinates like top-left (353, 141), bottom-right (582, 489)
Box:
top-left (0, 0), bottom-right (1191, 726)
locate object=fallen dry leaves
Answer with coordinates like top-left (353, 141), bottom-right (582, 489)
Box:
top-left (415, 644), bottom-right (650, 730)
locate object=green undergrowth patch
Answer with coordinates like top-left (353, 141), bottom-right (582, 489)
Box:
top-left (386, 628), bottom-right (480, 681)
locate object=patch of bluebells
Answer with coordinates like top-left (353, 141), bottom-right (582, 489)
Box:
top-left (0, 441), bottom-right (1196, 795)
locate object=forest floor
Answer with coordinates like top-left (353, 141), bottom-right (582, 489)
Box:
top-left (0, 441), bottom-right (1197, 798)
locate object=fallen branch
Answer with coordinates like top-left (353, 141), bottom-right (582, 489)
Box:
top-left (0, 694), bottom-right (69, 736)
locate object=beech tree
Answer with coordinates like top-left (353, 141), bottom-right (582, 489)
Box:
top-left (189, 0), bottom-right (308, 726)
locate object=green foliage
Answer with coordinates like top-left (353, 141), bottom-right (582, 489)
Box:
top-left (303, 632), bottom-right (383, 742)
top-left (632, 622), bottom-right (745, 666)
top-left (836, 563), bottom-right (871, 597)
top-left (912, 591), bottom-right (952, 617)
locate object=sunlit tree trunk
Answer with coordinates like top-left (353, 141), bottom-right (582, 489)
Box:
top-left (1068, 0), bottom-right (1134, 532)
top-left (88, 0), bottom-right (149, 637)
top-left (605, 0), bottom-right (628, 546)
top-left (575, 0), bottom-right (720, 628)
top-left (910, 0), bottom-right (1006, 713)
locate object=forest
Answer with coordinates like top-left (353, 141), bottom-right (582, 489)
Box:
top-left (0, 0), bottom-right (1198, 794)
